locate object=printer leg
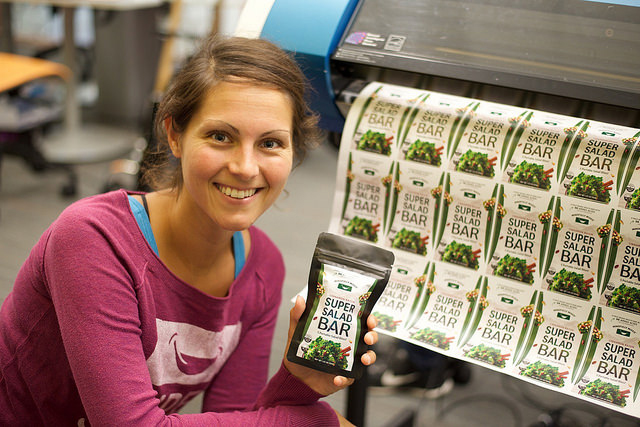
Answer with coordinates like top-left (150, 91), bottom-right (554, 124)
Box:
top-left (346, 368), bottom-right (368, 426)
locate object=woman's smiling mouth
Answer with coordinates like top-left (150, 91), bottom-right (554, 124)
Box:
top-left (216, 184), bottom-right (258, 199)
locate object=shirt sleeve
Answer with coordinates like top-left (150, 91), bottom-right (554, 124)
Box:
top-left (43, 208), bottom-right (337, 426)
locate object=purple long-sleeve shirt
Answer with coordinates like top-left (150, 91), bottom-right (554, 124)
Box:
top-left (0, 190), bottom-right (337, 426)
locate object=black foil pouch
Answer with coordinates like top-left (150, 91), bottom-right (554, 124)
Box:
top-left (287, 232), bottom-right (394, 379)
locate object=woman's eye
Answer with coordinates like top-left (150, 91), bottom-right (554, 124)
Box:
top-left (211, 132), bottom-right (229, 143)
top-left (262, 139), bottom-right (282, 149)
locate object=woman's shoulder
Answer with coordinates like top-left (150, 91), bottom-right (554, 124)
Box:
top-left (247, 226), bottom-right (282, 259)
top-left (48, 190), bottom-right (134, 241)
top-left (57, 189), bottom-right (129, 220)
top-left (246, 226), bottom-right (285, 276)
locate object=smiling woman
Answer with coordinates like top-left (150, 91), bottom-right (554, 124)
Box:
top-left (0, 35), bottom-right (379, 426)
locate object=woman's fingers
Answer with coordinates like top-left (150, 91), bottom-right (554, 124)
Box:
top-left (364, 330), bottom-right (378, 345)
top-left (289, 296), bottom-right (305, 329)
top-left (333, 376), bottom-right (355, 388)
top-left (286, 296), bottom-right (306, 352)
top-left (361, 350), bottom-right (376, 366)
top-left (367, 314), bottom-right (378, 329)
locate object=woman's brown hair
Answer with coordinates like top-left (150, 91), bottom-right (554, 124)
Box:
top-left (141, 35), bottom-right (322, 190)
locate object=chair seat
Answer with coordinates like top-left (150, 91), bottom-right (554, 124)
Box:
top-left (0, 53), bottom-right (70, 94)
top-left (0, 53), bottom-right (76, 197)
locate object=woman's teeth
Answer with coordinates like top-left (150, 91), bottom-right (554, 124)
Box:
top-left (217, 185), bottom-right (257, 199)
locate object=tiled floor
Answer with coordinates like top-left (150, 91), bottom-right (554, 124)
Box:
top-left (1, 128), bottom-right (638, 427)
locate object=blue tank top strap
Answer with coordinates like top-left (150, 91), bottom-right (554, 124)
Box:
top-left (127, 195), bottom-right (246, 279)
top-left (128, 195), bottom-right (160, 256)
top-left (232, 231), bottom-right (245, 278)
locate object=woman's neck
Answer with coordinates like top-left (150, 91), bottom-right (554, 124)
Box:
top-left (149, 190), bottom-right (237, 296)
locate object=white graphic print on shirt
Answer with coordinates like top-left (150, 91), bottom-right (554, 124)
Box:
top-left (147, 319), bottom-right (242, 387)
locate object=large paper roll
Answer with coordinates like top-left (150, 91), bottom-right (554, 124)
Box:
top-left (326, 82), bottom-right (640, 416)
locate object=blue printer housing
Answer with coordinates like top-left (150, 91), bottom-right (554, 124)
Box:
top-left (260, 0), bottom-right (359, 133)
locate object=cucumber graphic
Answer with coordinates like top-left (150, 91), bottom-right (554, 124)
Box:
top-left (484, 184), bottom-right (505, 264)
top-left (513, 290), bottom-right (543, 366)
top-left (501, 111), bottom-right (534, 172)
top-left (597, 209), bottom-right (619, 293)
top-left (383, 161), bottom-right (396, 234)
top-left (458, 276), bottom-right (487, 348)
top-left (341, 152), bottom-right (354, 221)
top-left (447, 101), bottom-right (479, 160)
top-left (431, 172), bottom-right (451, 250)
top-left (558, 120), bottom-right (590, 184)
top-left (572, 307), bottom-right (603, 384)
top-left (616, 132), bottom-right (640, 196)
top-left (406, 262), bottom-right (436, 329)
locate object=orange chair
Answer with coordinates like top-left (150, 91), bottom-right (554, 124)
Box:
top-left (0, 53), bottom-right (78, 196)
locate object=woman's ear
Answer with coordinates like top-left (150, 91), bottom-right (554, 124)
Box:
top-left (164, 117), bottom-right (182, 158)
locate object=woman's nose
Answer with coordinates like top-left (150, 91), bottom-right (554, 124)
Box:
top-left (228, 144), bottom-right (259, 179)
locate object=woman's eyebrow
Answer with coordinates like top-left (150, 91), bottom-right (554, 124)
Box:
top-left (261, 129), bottom-right (291, 138)
top-left (202, 120), bottom-right (240, 134)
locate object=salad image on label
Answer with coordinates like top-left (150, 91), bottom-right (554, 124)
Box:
top-left (455, 149), bottom-right (497, 178)
top-left (357, 130), bottom-right (393, 156)
top-left (567, 172), bottom-right (613, 204)
top-left (405, 140), bottom-right (443, 166)
top-left (442, 241), bottom-right (480, 270)
top-left (628, 189), bottom-right (640, 211)
top-left (288, 233), bottom-right (394, 379)
top-left (549, 269), bottom-right (593, 300)
top-left (345, 216), bottom-right (379, 243)
top-left (509, 160), bottom-right (552, 190)
top-left (520, 361), bottom-right (567, 386)
top-left (466, 344), bottom-right (509, 368)
top-left (494, 255), bottom-right (535, 284)
top-left (580, 379), bottom-right (629, 407)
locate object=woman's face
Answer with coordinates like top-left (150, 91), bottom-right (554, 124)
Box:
top-left (168, 80), bottom-right (294, 232)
